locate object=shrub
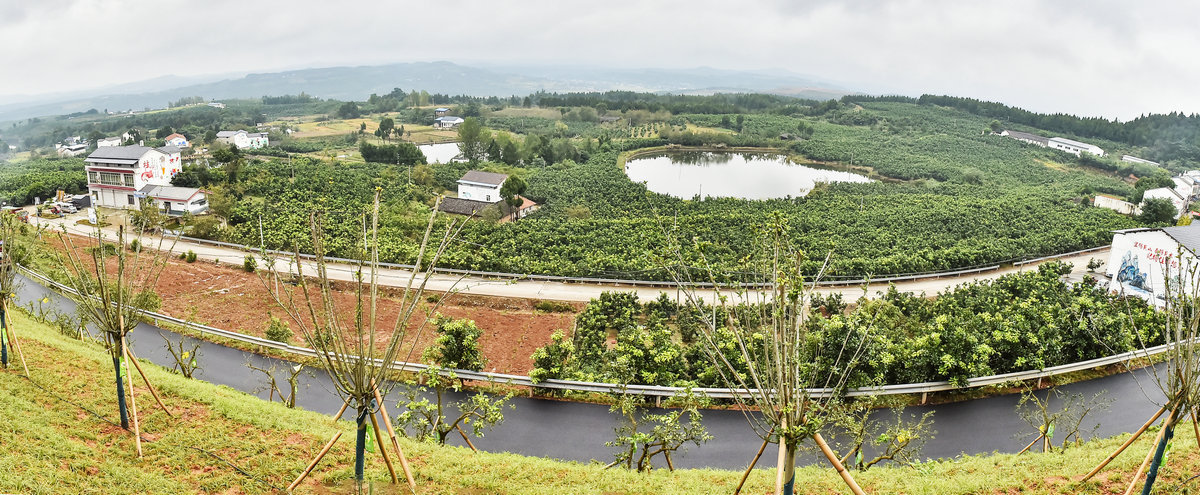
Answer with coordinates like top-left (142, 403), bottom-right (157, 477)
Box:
top-left (534, 300), bottom-right (574, 313)
top-left (183, 250), bottom-right (197, 263)
top-left (128, 239), bottom-right (142, 252)
top-left (243, 255), bottom-right (257, 273)
top-left (264, 316), bottom-right (293, 344)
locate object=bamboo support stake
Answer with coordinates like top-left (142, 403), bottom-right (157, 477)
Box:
top-left (1018, 433), bottom-right (1045, 455)
top-left (333, 397), bottom-right (350, 421)
top-left (122, 338), bottom-right (143, 458)
top-left (1192, 408), bottom-right (1200, 451)
top-left (125, 346), bottom-right (172, 418)
top-left (288, 431), bottom-right (342, 492)
top-left (1083, 405), bottom-right (1168, 481)
top-left (2, 302), bottom-right (29, 376)
top-left (372, 382), bottom-right (415, 491)
top-left (813, 433), bottom-right (866, 495)
top-left (736, 435), bottom-right (773, 494)
top-left (1123, 408), bottom-right (1176, 495)
top-left (369, 407), bottom-right (399, 484)
top-left (456, 424), bottom-right (478, 452)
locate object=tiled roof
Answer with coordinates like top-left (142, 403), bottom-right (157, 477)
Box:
top-left (437, 197), bottom-right (494, 216)
top-left (458, 170), bottom-right (508, 186)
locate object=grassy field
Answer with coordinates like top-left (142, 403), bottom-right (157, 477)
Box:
top-left (4, 308), bottom-right (1200, 494)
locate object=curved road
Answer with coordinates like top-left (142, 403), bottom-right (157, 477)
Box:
top-left (14, 274), bottom-right (1167, 470)
top-left (29, 212), bottom-right (1109, 303)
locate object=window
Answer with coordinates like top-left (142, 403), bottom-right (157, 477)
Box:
top-left (99, 172), bottom-right (122, 186)
top-left (127, 195), bottom-right (134, 205)
top-left (123, 174), bottom-right (134, 187)
top-left (486, 195), bottom-right (491, 201)
top-left (88, 171), bottom-right (98, 183)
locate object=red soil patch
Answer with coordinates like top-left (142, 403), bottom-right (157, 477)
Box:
top-left (46, 234), bottom-right (579, 375)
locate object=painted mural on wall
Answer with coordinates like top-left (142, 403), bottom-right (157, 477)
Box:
top-left (1107, 231), bottom-right (1199, 304)
top-left (1115, 251), bottom-right (1152, 296)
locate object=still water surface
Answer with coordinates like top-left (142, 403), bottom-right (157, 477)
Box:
top-left (625, 151), bottom-right (870, 199)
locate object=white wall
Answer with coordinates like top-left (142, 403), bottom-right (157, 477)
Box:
top-left (458, 183), bottom-right (501, 202)
top-left (1106, 230), bottom-right (1200, 304)
top-left (1094, 195), bottom-right (1137, 215)
top-left (1143, 188), bottom-right (1186, 215)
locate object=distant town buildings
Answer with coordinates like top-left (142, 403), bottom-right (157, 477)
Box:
top-left (97, 136), bottom-right (123, 147)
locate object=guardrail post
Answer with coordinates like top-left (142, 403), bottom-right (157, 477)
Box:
top-left (921, 392), bottom-right (927, 405)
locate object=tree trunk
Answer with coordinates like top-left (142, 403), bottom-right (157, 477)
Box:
top-left (1141, 416), bottom-right (1177, 495)
top-left (1, 305), bottom-right (8, 368)
top-left (113, 355), bottom-right (129, 429)
top-left (778, 443), bottom-right (796, 495)
top-left (355, 406), bottom-right (368, 484)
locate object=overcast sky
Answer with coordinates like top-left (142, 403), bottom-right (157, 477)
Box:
top-left (1, 0), bottom-right (1196, 120)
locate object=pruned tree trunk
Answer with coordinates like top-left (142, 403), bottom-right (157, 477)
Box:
top-left (355, 406), bottom-right (368, 484)
top-left (1141, 409), bottom-right (1180, 495)
top-left (113, 355), bottom-right (129, 429)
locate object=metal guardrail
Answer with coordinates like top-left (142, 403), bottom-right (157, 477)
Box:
top-left (1012, 245), bottom-right (1109, 267)
top-left (155, 231), bottom-right (1104, 289)
top-left (19, 266), bottom-right (1157, 400)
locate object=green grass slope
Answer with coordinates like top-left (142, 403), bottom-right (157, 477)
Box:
top-left (2, 308), bottom-right (1199, 494)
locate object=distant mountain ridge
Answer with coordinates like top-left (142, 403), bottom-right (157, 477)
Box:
top-left (0, 61), bottom-right (856, 122)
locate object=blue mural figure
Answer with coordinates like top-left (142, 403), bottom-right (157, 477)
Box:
top-left (1116, 251), bottom-right (1151, 292)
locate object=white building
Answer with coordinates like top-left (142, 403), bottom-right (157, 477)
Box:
top-left (56, 142), bottom-right (88, 157)
top-left (207, 101), bottom-right (226, 109)
top-left (456, 170), bottom-right (507, 202)
top-left (1122, 155), bottom-right (1160, 166)
top-left (97, 136), bottom-right (123, 147)
top-left (999, 130), bottom-right (1049, 147)
top-left (1107, 224), bottom-right (1200, 304)
top-left (1142, 187), bottom-right (1187, 216)
top-left (215, 130), bottom-right (269, 149)
top-left (84, 145), bottom-right (199, 212)
top-left (1094, 194), bottom-right (1138, 215)
top-left (1048, 137), bottom-right (1105, 157)
top-left (1173, 176), bottom-right (1199, 199)
top-left (163, 133), bottom-right (189, 148)
top-left (138, 185), bottom-right (208, 215)
top-left (434, 116), bottom-right (464, 129)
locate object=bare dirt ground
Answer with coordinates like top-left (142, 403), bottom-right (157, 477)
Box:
top-left (45, 234), bottom-right (581, 375)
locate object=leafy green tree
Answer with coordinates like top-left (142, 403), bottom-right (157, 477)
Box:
top-left (457, 117), bottom-right (490, 164)
top-left (500, 141), bottom-right (520, 165)
top-left (155, 126), bottom-right (174, 139)
top-left (1139, 197), bottom-right (1178, 224)
top-left (530, 330), bottom-right (574, 384)
top-left (606, 389), bottom-right (712, 472)
top-left (377, 117), bottom-right (395, 140)
top-left (423, 315), bottom-right (484, 371)
top-left (396, 367), bottom-right (514, 445)
top-left (336, 101), bottom-right (362, 119)
top-left (500, 176), bottom-right (527, 221)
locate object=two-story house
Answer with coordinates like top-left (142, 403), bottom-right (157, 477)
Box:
top-left (84, 145), bottom-right (205, 215)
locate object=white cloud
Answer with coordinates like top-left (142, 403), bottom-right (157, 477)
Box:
top-left (0, 0), bottom-right (1196, 119)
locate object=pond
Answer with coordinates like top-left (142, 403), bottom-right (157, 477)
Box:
top-left (624, 151), bottom-right (871, 200)
top-left (417, 142), bottom-right (463, 164)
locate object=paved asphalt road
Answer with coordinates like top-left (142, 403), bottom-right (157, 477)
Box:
top-left (14, 274), bottom-right (1170, 471)
top-left (29, 212), bottom-right (1110, 303)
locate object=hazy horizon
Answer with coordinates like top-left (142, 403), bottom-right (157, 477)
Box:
top-left (3, 0), bottom-right (1197, 120)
